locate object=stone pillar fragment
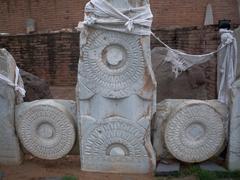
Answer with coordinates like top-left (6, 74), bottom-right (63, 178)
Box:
top-left (77, 0), bottom-right (156, 174)
top-left (227, 79), bottom-right (240, 170)
top-left (0, 49), bottom-right (22, 165)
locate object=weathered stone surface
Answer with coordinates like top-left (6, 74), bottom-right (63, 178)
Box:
top-left (153, 99), bottom-right (228, 163)
top-left (77, 0), bottom-right (156, 174)
top-left (0, 49), bottom-right (23, 165)
top-left (234, 26), bottom-right (240, 79)
top-left (16, 100), bottom-right (76, 160)
top-left (151, 47), bottom-right (207, 103)
top-left (20, 69), bottom-right (52, 102)
top-left (227, 79), bottom-right (240, 171)
top-left (155, 162), bottom-right (180, 176)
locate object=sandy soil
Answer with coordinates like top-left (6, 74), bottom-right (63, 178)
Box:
top-left (0, 155), bottom-right (155, 180)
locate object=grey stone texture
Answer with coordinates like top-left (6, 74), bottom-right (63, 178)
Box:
top-left (0, 49), bottom-right (23, 165)
top-left (15, 99), bottom-right (76, 160)
top-left (155, 162), bottom-right (180, 176)
top-left (234, 26), bottom-right (240, 79)
top-left (227, 79), bottom-right (240, 171)
top-left (153, 99), bottom-right (228, 163)
top-left (77, 0), bottom-right (156, 174)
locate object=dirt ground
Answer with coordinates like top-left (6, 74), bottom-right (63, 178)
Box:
top-left (0, 155), bottom-right (155, 180)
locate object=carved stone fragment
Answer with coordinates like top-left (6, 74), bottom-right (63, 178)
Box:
top-left (153, 99), bottom-right (228, 163)
top-left (16, 100), bottom-right (76, 160)
top-left (0, 49), bottom-right (23, 165)
top-left (227, 79), bottom-right (240, 170)
top-left (77, 0), bottom-right (156, 173)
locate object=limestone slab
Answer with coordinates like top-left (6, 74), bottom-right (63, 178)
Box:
top-left (77, 0), bottom-right (156, 174)
top-left (155, 162), bottom-right (180, 176)
top-left (227, 79), bottom-right (240, 170)
top-left (0, 49), bottom-right (23, 165)
top-left (153, 99), bottom-right (228, 163)
top-left (234, 26), bottom-right (240, 79)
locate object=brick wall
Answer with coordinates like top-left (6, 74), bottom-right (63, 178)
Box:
top-left (0, 25), bottom-right (223, 98)
top-left (0, 0), bottom-right (239, 34)
top-left (0, 32), bottom-right (79, 86)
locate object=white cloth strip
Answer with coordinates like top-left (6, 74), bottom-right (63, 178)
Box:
top-left (0, 66), bottom-right (26, 97)
top-left (152, 29), bottom-right (237, 105)
top-left (80, 0), bottom-right (153, 35)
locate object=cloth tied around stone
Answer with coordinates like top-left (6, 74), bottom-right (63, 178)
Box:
top-left (217, 29), bottom-right (238, 105)
top-left (78, 0), bottom-right (153, 35)
top-left (0, 49), bottom-right (26, 97)
top-left (152, 29), bottom-right (237, 105)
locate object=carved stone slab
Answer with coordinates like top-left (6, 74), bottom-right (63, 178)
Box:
top-left (227, 79), bottom-right (240, 170)
top-left (234, 26), bottom-right (240, 79)
top-left (16, 100), bottom-right (76, 160)
top-left (0, 49), bottom-right (22, 165)
top-left (153, 99), bottom-right (228, 163)
top-left (77, 0), bottom-right (156, 173)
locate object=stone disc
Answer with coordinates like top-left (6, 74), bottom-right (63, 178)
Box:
top-left (16, 101), bottom-right (76, 160)
top-left (164, 102), bottom-right (225, 163)
top-left (80, 30), bottom-right (145, 98)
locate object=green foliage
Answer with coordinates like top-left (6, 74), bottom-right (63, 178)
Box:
top-left (155, 165), bottom-right (240, 180)
top-left (62, 176), bottom-right (77, 180)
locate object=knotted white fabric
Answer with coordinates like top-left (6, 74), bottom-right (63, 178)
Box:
top-left (152, 29), bottom-right (237, 105)
top-left (217, 29), bottom-right (237, 105)
top-left (0, 66), bottom-right (26, 97)
top-left (151, 32), bottom-right (226, 77)
top-left (79, 0), bottom-right (153, 35)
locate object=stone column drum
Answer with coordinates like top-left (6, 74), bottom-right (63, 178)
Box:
top-left (76, 0), bottom-right (156, 174)
top-left (0, 49), bottom-right (22, 165)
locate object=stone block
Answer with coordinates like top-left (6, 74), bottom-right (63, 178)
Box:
top-left (76, 0), bottom-right (156, 173)
top-left (227, 79), bottom-right (240, 170)
top-left (234, 27), bottom-right (240, 79)
top-left (0, 49), bottom-right (23, 165)
top-left (155, 162), bottom-right (180, 176)
top-left (15, 99), bottom-right (76, 160)
top-left (153, 99), bottom-right (228, 163)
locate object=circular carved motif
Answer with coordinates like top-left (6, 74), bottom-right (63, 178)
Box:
top-left (16, 102), bottom-right (76, 160)
top-left (164, 103), bottom-right (225, 163)
top-left (83, 119), bottom-right (147, 159)
top-left (80, 30), bottom-right (145, 98)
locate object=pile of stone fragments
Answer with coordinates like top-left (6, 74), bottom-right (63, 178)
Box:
top-left (0, 0), bottom-right (240, 174)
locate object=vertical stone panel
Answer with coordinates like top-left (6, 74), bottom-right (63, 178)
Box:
top-left (227, 79), bottom-right (240, 170)
top-left (0, 49), bottom-right (22, 165)
top-left (76, 0), bottom-right (156, 173)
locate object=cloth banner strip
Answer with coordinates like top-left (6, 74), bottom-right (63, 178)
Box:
top-left (0, 66), bottom-right (26, 97)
